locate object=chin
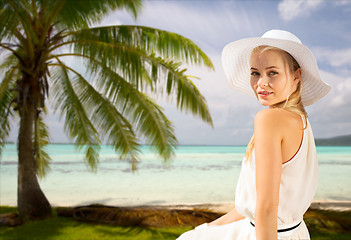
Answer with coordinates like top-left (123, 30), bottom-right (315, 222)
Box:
top-left (258, 99), bottom-right (270, 107)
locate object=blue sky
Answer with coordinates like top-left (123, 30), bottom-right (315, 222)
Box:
top-left (8, 0), bottom-right (351, 145)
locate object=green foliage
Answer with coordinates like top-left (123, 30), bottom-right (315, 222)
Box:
top-left (0, 57), bottom-right (18, 155)
top-left (0, 206), bottom-right (18, 214)
top-left (69, 25), bottom-right (213, 68)
top-left (56, 0), bottom-right (142, 30)
top-left (51, 64), bottom-right (101, 171)
top-left (33, 110), bottom-right (51, 178)
top-left (315, 134), bottom-right (351, 146)
top-left (0, 0), bottom-right (214, 176)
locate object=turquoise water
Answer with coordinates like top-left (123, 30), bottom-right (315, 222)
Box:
top-left (1, 144), bottom-right (350, 207)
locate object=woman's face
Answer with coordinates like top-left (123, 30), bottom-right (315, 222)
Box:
top-left (250, 49), bottom-right (300, 107)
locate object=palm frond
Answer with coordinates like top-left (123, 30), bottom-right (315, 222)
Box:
top-left (0, 53), bottom-right (18, 69)
top-left (0, 65), bottom-right (17, 156)
top-left (33, 110), bottom-right (51, 178)
top-left (52, 62), bottom-right (141, 169)
top-left (50, 63), bottom-right (101, 170)
top-left (84, 44), bottom-right (213, 126)
top-left (63, 26), bottom-right (213, 126)
top-left (51, 40), bottom-right (146, 89)
top-left (157, 58), bottom-right (213, 126)
top-left (55, 0), bottom-right (142, 30)
top-left (76, 77), bottom-right (141, 169)
top-left (86, 60), bottom-right (178, 161)
top-left (0, 0), bottom-right (21, 41)
top-left (70, 25), bottom-right (214, 68)
top-left (131, 92), bottom-right (177, 161)
top-left (51, 52), bottom-right (179, 163)
top-left (56, 38), bottom-right (213, 125)
top-left (6, 0), bottom-right (38, 48)
top-left (53, 45), bottom-right (212, 149)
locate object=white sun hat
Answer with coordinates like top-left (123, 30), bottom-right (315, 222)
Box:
top-left (222, 29), bottom-right (331, 106)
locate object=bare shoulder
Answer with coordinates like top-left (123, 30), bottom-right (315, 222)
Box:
top-left (254, 108), bottom-right (290, 126)
top-left (254, 108), bottom-right (302, 136)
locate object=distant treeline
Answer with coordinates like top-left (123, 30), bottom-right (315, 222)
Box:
top-left (315, 134), bottom-right (351, 146)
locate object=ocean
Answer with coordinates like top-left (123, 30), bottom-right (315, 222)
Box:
top-left (1, 144), bottom-right (350, 207)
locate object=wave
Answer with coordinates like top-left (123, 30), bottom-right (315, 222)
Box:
top-left (319, 160), bottom-right (351, 166)
top-left (1, 160), bottom-right (351, 168)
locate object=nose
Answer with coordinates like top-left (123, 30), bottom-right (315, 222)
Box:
top-left (257, 76), bottom-right (269, 87)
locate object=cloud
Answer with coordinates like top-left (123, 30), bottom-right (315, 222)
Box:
top-left (91, 6), bottom-right (131, 28)
top-left (123, 1), bottom-right (268, 51)
top-left (278, 0), bottom-right (325, 21)
top-left (334, 0), bottom-right (351, 6)
top-left (98, 19), bottom-right (122, 27)
top-left (320, 70), bottom-right (351, 107)
top-left (313, 47), bottom-right (351, 68)
top-left (307, 69), bottom-right (351, 137)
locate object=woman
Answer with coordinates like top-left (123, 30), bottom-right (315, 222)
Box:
top-left (177, 30), bottom-right (330, 240)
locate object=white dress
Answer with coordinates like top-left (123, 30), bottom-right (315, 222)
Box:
top-left (177, 118), bottom-right (318, 240)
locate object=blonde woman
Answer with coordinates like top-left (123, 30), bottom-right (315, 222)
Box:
top-left (177, 30), bottom-right (330, 240)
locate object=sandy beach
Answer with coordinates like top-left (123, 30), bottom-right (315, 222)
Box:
top-left (118, 200), bottom-right (351, 214)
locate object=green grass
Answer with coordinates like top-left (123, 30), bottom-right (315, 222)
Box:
top-left (0, 206), bottom-right (191, 240)
top-left (1, 206), bottom-right (350, 240)
top-left (0, 216), bottom-right (191, 240)
top-left (310, 232), bottom-right (351, 240)
top-left (0, 206), bottom-right (17, 214)
top-left (2, 219), bottom-right (350, 240)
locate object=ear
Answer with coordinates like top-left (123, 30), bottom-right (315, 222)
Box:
top-left (293, 68), bottom-right (302, 85)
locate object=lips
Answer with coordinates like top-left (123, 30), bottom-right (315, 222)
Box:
top-left (258, 90), bottom-right (273, 97)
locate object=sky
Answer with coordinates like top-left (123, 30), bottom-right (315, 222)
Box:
top-left (7, 0), bottom-right (351, 145)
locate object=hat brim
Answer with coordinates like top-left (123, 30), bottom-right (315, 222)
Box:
top-left (222, 37), bottom-right (331, 106)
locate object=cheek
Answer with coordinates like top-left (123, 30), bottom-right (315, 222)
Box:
top-left (250, 78), bottom-right (257, 90)
top-left (271, 76), bottom-right (289, 92)
top-left (250, 79), bottom-right (258, 98)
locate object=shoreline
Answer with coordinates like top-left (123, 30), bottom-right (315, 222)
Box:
top-left (122, 200), bottom-right (351, 213)
top-left (2, 200), bottom-right (350, 213)
top-left (55, 200), bottom-right (351, 213)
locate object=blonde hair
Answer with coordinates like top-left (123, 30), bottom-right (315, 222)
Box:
top-left (245, 46), bottom-right (307, 161)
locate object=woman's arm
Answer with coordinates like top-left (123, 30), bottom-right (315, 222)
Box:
top-left (208, 207), bottom-right (245, 226)
top-left (254, 109), bottom-right (283, 240)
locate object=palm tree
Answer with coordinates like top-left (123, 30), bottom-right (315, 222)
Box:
top-left (0, 0), bottom-right (213, 220)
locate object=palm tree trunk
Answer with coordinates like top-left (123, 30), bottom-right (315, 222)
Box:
top-left (17, 98), bottom-right (52, 220)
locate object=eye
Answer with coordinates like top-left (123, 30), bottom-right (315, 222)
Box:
top-left (268, 71), bottom-right (278, 76)
top-left (251, 71), bottom-right (260, 77)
